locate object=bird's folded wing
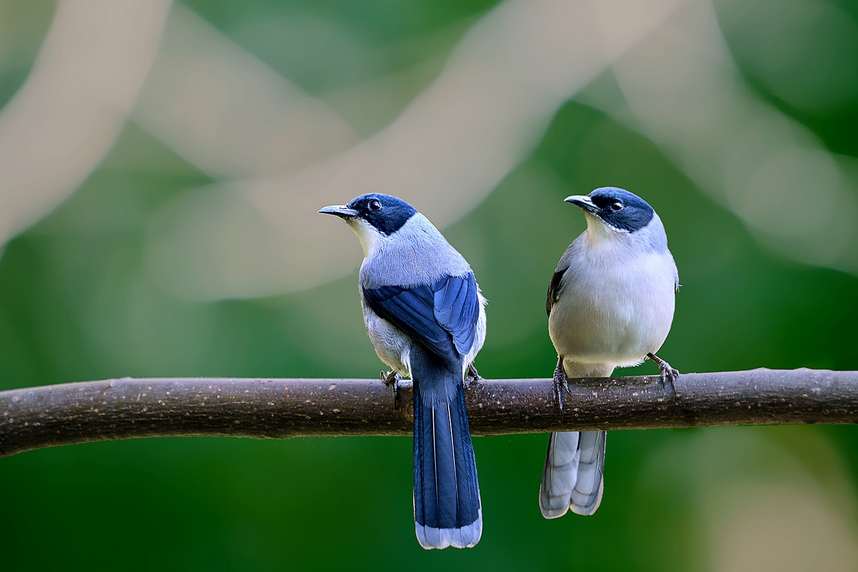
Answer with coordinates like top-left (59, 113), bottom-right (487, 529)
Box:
top-left (363, 274), bottom-right (479, 363)
top-left (546, 266), bottom-right (568, 316)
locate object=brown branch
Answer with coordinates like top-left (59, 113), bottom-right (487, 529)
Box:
top-left (1, 368), bottom-right (856, 458)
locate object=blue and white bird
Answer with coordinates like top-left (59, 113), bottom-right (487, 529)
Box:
top-left (319, 193), bottom-right (487, 550)
top-left (541, 187), bottom-right (679, 518)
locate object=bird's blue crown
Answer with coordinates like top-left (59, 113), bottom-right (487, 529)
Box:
top-left (589, 187), bottom-right (655, 233)
top-left (346, 193), bottom-right (419, 236)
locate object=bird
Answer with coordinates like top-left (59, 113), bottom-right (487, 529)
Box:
top-left (319, 193), bottom-right (487, 550)
top-left (540, 187), bottom-right (679, 519)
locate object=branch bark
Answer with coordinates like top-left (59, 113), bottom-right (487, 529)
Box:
top-left (1, 368), bottom-right (856, 458)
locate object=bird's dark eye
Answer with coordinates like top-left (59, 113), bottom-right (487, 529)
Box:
top-left (368, 199), bottom-right (382, 211)
top-left (611, 201), bottom-right (623, 211)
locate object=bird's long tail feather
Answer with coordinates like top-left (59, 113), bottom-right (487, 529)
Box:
top-left (540, 430), bottom-right (606, 518)
top-left (412, 361), bottom-right (482, 549)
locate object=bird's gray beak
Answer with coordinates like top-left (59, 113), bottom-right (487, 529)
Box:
top-left (564, 195), bottom-right (598, 214)
top-left (318, 205), bottom-right (358, 218)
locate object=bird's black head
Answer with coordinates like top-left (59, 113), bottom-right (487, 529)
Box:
top-left (565, 187), bottom-right (654, 232)
top-left (319, 193), bottom-right (418, 236)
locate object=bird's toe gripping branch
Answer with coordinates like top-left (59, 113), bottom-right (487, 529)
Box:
top-left (647, 352), bottom-right (679, 394)
top-left (464, 364), bottom-right (481, 388)
top-left (381, 370), bottom-right (403, 407)
top-left (552, 360), bottom-right (571, 413)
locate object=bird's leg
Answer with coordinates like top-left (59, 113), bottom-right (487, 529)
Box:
top-left (463, 363), bottom-right (481, 388)
top-left (553, 357), bottom-right (569, 413)
top-left (647, 352), bottom-right (679, 393)
top-left (380, 370), bottom-right (402, 408)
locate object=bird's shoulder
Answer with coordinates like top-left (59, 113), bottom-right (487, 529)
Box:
top-left (546, 265), bottom-right (568, 316)
top-left (546, 237), bottom-right (585, 315)
top-left (359, 222), bottom-right (470, 290)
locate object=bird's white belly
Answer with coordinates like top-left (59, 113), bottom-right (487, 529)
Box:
top-left (549, 252), bottom-right (675, 367)
top-left (362, 302), bottom-right (412, 376)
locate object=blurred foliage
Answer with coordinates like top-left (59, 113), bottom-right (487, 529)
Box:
top-left (1, 0), bottom-right (858, 571)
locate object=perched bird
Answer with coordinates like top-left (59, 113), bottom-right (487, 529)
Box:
top-left (541, 187), bottom-right (679, 519)
top-left (319, 193), bottom-right (487, 550)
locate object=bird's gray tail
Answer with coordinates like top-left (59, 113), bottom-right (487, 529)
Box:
top-left (539, 430), bottom-right (606, 517)
top-left (412, 357), bottom-right (482, 549)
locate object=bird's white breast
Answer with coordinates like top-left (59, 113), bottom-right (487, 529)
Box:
top-left (548, 230), bottom-right (677, 368)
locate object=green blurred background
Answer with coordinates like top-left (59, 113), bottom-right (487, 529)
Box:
top-left (2, 0), bottom-right (858, 570)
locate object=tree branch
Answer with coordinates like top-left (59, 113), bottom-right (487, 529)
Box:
top-left (1, 368), bottom-right (856, 458)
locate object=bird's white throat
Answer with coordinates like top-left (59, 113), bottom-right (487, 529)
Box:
top-left (347, 218), bottom-right (384, 258)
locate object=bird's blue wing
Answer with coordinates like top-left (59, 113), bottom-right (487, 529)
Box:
top-left (362, 273), bottom-right (480, 363)
top-left (363, 283), bottom-right (457, 363)
top-left (432, 273), bottom-right (479, 357)
top-left (546, 265), bottom-right (568, 316)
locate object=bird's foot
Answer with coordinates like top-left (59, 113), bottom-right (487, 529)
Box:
top-left (647, 352), bottom-right (679, 394)
top-left (552, 361), bottom-right (570, 413)
top-left (381, 370), bottom-right (402, 407)
top-left (464, 363), bottom-right (481, 388)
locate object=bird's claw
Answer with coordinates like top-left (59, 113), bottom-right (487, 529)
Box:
top-left (647, 353), bottom-right (679, 395)
top-left (464, 363), bottom-right (481, 388)
top-left (381, 370), bottom-right (402, 407)
top-left (552, 363), bottom-right (571, 413)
